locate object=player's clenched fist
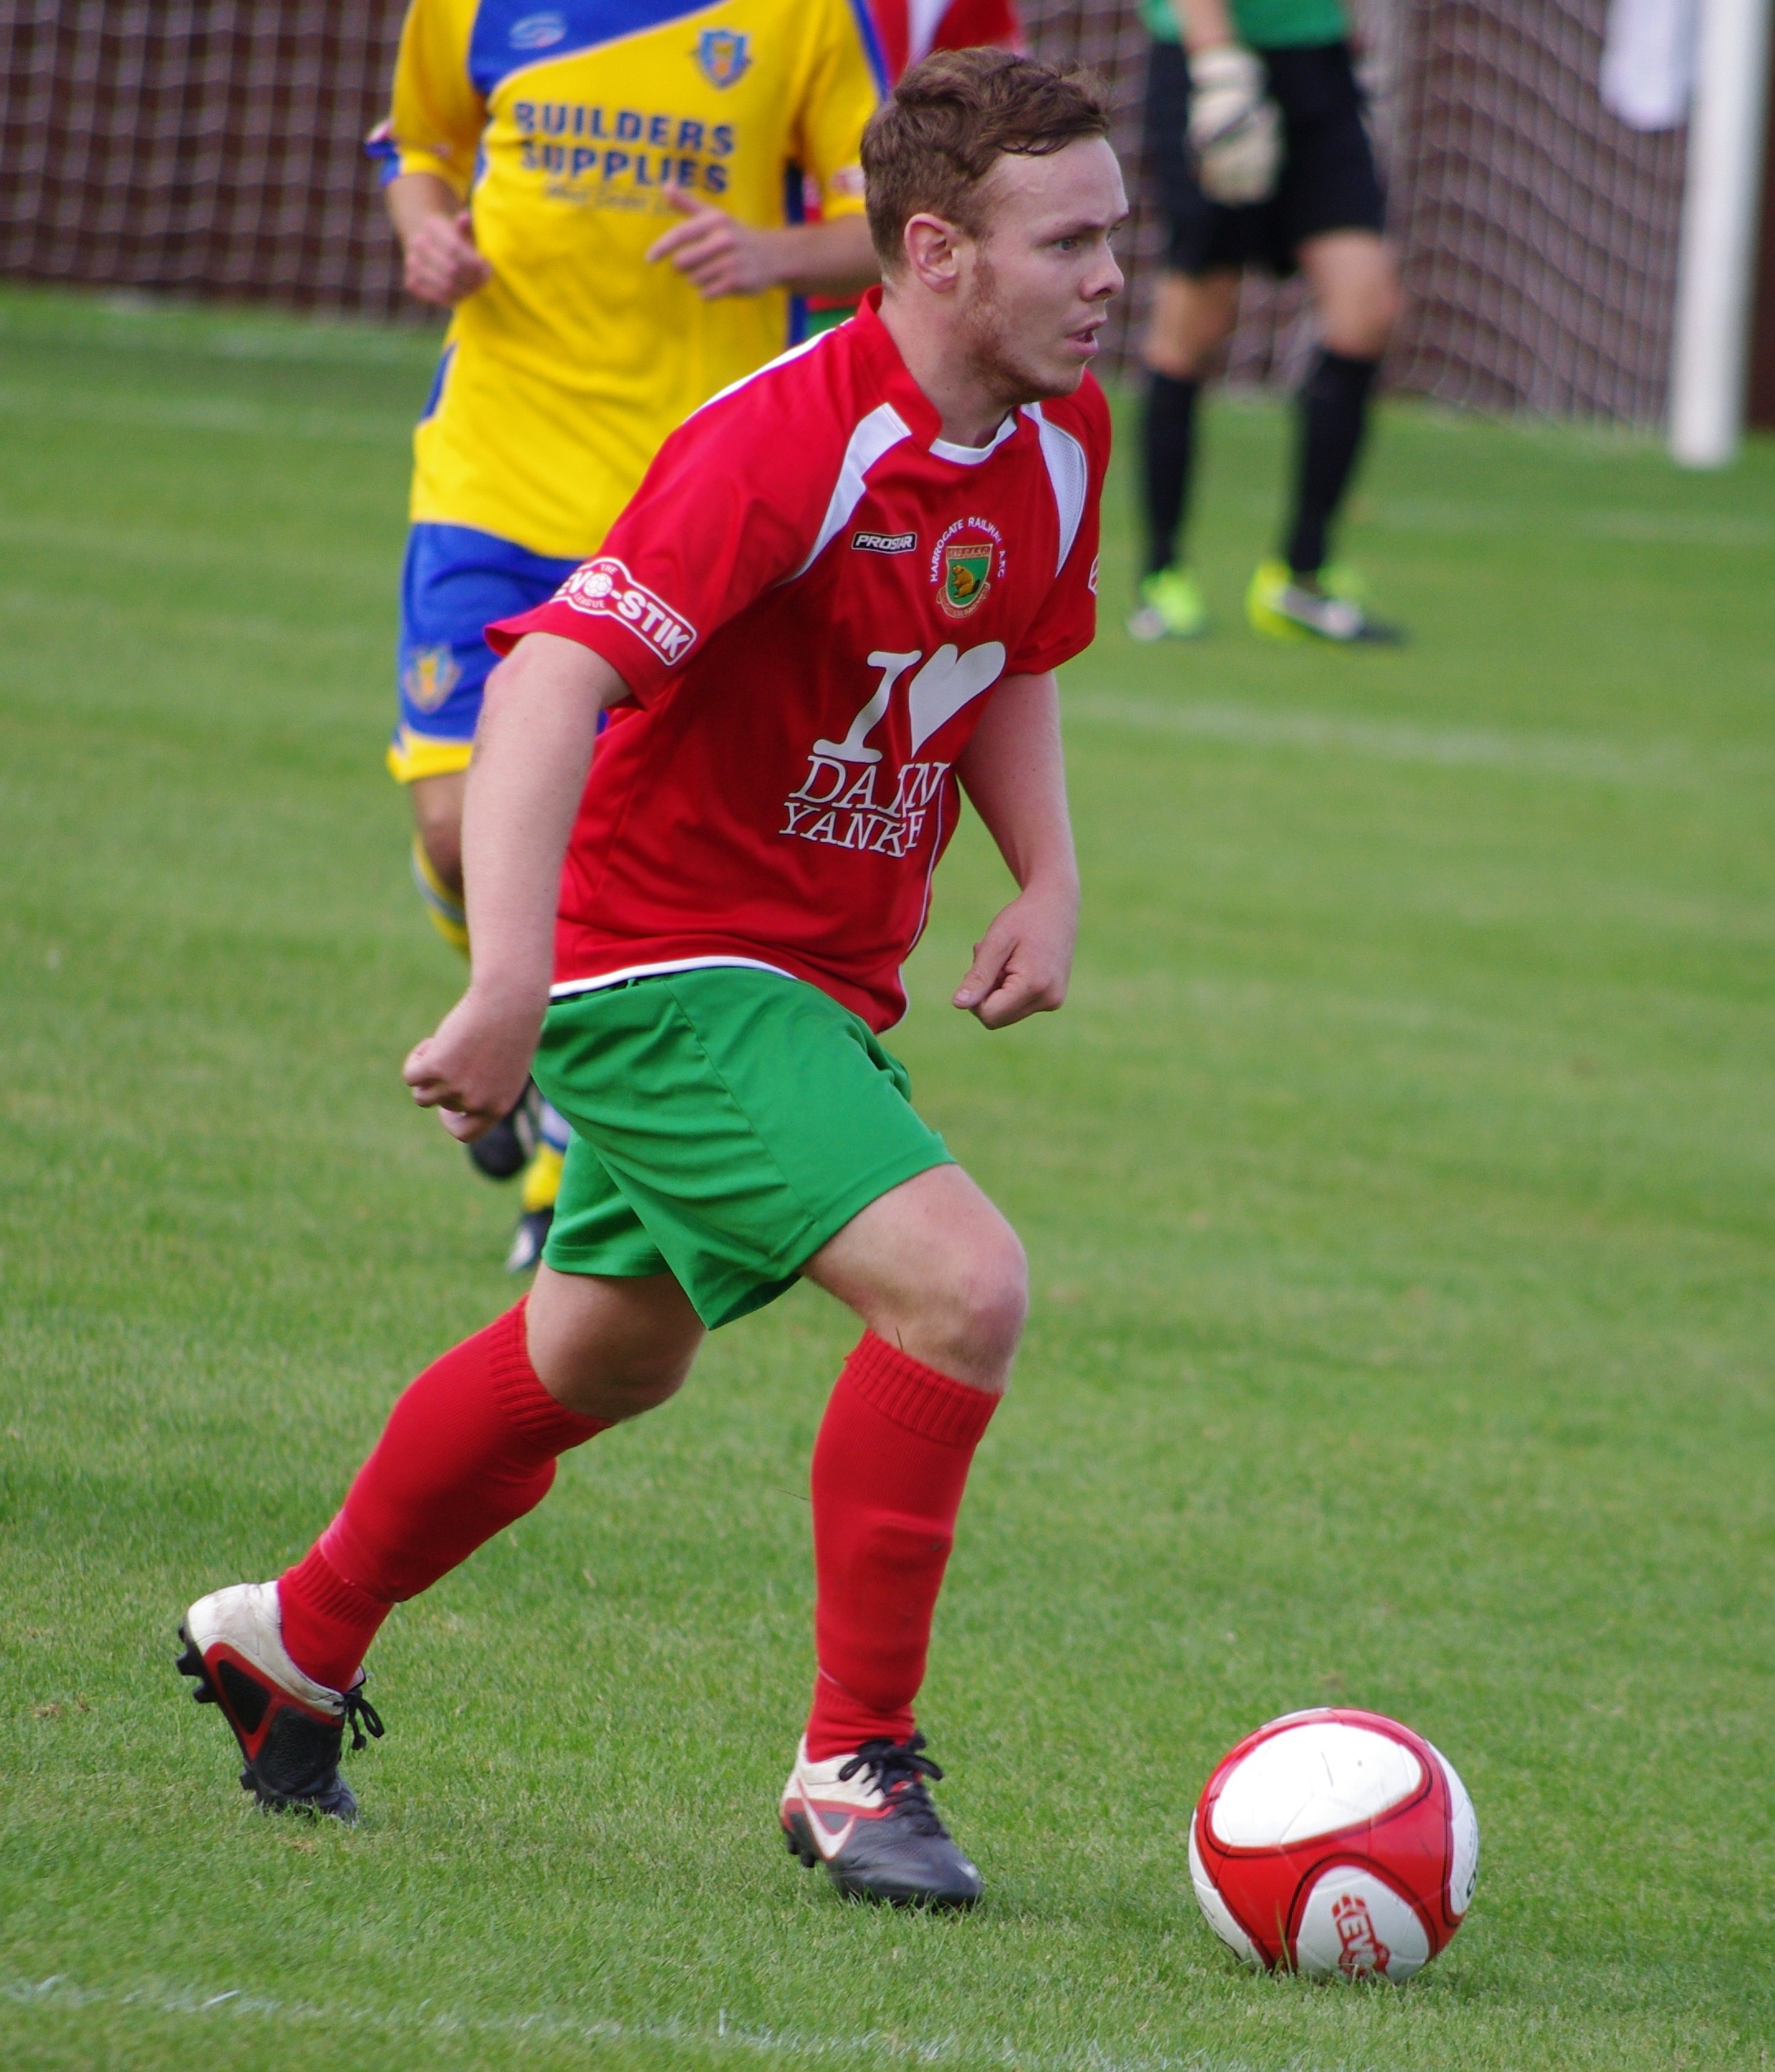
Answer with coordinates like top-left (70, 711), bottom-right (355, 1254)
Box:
top-left (402, 989), bottom-right (540, 1140)
top-left (952, 884), bottom-right (1079, 1031)
top-left (401, 208), bottom-right (493, 307)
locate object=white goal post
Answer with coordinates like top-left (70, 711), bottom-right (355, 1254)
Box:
top-left (1669, 0), bottom-right (1774, 463)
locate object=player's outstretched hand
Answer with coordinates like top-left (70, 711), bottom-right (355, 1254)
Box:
top-left (402, 987), bottom-right (540, 1142)
top-left (647, 188), bottom-right (776, 299)
top-left (953, 883), bottom-right (1078, 1030)
top-left (402, 208), bottom-right (493, 307)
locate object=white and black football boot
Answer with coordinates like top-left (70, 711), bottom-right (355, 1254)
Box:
top-left (176, 1582), bottom-right (383, 1823)
top-left (780, 1732), bottom-right (981, 1908)
top-left (503, 1205), bottom-right (554, 1275)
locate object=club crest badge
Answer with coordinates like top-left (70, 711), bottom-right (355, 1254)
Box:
top-left (402, 643), bottom-right (461, 713)
top-left (930, 515), bottom-right (1003, 620)
top-left (695, 28), bottom-right (751, 88)
top-left (940, 542), bottom-right (992, 617)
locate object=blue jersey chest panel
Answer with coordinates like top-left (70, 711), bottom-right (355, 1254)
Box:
top-left (469, 0), bottom-right (724, 97)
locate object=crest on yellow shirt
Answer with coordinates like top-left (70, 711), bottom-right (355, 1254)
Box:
top-left (695, 28), bottom-right (751, 88)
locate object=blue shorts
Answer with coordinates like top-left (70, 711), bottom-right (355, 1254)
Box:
top-left (388, 522), bottom-right (581, 782)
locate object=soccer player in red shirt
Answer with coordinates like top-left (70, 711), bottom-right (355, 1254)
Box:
top-left (869, 0), bottom-right (1022, 80)
top-left (178, 50), bottom-right (1124, 1911)
top-left (802, 0), bottom-right (1023, 340)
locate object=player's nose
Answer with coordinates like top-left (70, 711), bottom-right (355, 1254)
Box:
top-left (1086, 249), bottom-right (1124, 306)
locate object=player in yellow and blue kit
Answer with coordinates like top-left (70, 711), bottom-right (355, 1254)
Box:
top-left (370, 0), bottom-right (883, 1267)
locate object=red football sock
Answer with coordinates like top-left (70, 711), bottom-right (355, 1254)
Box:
top-left (277, 1301), bottom-right (609, 1692)
top-left (804, 1331), bottom-right (1001, 1761)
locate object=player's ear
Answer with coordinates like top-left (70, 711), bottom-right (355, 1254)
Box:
top-left (901, 213), bottom-right (964, 294)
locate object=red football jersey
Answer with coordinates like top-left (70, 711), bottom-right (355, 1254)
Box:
top-left (870, 0), bottom-right (1022, 80)
top-left (800, 6), bottom-right (1021, 319)
top-left (488, 290), bottom-right (1107, 1033)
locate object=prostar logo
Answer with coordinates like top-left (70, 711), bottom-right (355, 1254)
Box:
top-left (554, 557), bottom-right (697, 666)
top-left (852, 529), bottom-right (917, 554)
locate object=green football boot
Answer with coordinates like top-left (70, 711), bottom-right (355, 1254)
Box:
top-left (1127, 565), bottom-right (1209, 642)
top-left (1246, 558), bottom-right (1404, 644)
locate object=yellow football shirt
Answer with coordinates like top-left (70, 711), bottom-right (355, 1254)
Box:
top-left (383, 0), bottom-right (882, 559)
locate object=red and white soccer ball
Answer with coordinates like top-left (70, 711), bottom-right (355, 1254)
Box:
top-left (1189, 1708), bottom-right (1478, 1981)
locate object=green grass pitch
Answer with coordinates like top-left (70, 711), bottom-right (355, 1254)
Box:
top-left (2, 283), bottom-right (1772, 2071)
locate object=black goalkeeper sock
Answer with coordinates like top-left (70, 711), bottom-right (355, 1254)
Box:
top-left (1140, 371), bottom-right (1201, 577)
top-left (1285, 349), bottom-right (1380, 579)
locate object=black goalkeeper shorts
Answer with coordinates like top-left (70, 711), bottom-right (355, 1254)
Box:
top-left (1144, 38), bottom-right (1386, 280)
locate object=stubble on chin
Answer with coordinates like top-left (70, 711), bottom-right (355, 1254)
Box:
top-left (958, 248), bottom-right (1070, 411)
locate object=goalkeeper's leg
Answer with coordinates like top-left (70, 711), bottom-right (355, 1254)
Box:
top-left (1130, 269), bottom-right (1238, 642)
top-left (1251, 235), bottom-right (1406, 644)
top-left (1284, 230), bottom-right (1399, 583)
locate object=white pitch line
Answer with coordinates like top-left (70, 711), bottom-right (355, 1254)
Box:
top-left (1063, 693), bottom-right (1759, 790)
top-left (1367, 498), bottom-right (1775, 549)
top-left (2, 1971), bottom-right (1266, 2072)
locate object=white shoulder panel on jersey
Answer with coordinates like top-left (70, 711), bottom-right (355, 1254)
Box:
top-left (907, 0), bottom-right (952, 68)
top-left (787, 402), bottom-right (913, 582)
top-left (1023, 403), bottom-right (1089, 575)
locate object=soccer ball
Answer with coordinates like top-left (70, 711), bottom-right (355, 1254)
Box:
top-left (1188, 1708), bottom-right (1478, 1980)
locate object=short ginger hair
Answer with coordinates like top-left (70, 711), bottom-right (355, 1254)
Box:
top-left (862, 48), bottom-right (1113, 271)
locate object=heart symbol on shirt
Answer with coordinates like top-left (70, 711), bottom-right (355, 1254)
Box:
top-left (906, 642), bottom-right (1006, 757)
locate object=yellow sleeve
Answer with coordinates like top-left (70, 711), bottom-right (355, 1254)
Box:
top-left (383, 0), bottom-right (484, 197)
top-left (793, 0), bottom-right (882, 218)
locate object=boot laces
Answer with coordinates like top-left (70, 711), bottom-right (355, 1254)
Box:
top-left (836, 1732), bottom-right (949, 1837)
top-left (341, 1684), bottom-right (385, 1753)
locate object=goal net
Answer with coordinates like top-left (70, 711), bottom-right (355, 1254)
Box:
top-left (0, 1), bottom-right (412, 318)
top-left (0, 0), bottom-right (1693, 422)
top-left (1022, 0), bottom-right (1687, 424)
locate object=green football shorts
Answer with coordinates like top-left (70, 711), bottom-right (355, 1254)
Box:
top-left (531, 967), bottom-right (954, 1329)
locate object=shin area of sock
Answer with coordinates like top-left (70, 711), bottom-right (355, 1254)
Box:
top-left (1286, 349), bottom-right (1379, 577)
top-left (805, 1331), bottom-right (1000, 1762)
top-left (1142, 370), bottom-right (1201, 575)
top-left (279, 1303), bottom-right (608, 1688)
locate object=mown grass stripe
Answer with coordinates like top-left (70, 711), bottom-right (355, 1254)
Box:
top-left (1064, 694), bottom-right (1764, 788)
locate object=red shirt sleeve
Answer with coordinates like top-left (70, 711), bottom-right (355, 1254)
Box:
top-left (1007, 376), bottom-right (1110, 677)
top-left (486, 372), bottom-right (830, 703)
top-left (932, 0), bottom-right (1022, 53)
